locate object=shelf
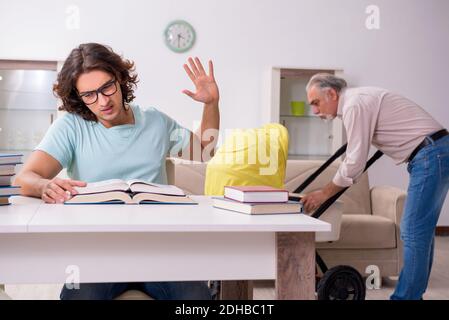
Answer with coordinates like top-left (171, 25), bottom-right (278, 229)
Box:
top-left (0, 108), bottom-right (56, 111)
top-left (279, 68), bottom-right (336, 79)
top-left (280, 115), bottom-right (319, 119)
top-left (288, 154), bottom-right (333, 161)
top-left (0, 149), bottom-right (33, 153)
top-left (268, 67), bottom-right (344, 160)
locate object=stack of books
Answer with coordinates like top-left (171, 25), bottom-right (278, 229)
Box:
top-left (212, 186), bottom-right (302, 215)
top-left (0, 154), bottom-right (23, 206)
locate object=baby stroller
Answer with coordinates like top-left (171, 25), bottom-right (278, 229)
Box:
top-left (288, 144), bottom-right (384, 300)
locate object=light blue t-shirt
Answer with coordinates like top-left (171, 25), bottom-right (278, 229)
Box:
top-left (36, 105), bottom-right (190, 183)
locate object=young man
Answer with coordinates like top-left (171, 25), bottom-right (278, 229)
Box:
top-left (14, 43), bottom-right (220, 300)
top-left (301, 73), bottom-right (449, 300)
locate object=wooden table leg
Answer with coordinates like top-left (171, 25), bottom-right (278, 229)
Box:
top-left (220, 280), bottom-right (253, 300)
top-left (276, 232), bottom-right (315, 300)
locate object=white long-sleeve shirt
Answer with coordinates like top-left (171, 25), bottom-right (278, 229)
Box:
top-left (333, 87), bottom-right (443, 187)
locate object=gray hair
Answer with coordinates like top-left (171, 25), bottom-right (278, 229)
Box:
top-left (306, 73), bottom-right (347, 93)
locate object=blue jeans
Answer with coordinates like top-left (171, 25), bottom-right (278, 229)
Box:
top-left (391, 134), bottom-right (449, 300)
top-left (60, 281), bottom-right (212, 300)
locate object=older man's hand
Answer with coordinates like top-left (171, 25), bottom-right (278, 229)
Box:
top-left (301, 190), bottom-right (328, 214)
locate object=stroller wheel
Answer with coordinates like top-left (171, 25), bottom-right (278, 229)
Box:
top-left (317, 266), bottom-right (366, 300)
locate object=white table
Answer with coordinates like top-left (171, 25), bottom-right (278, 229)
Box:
top-left (0, 196), bottom-right (330, 300)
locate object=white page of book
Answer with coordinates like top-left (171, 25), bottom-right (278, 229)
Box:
top-left (127, 180), bottom-right (184, 196)
top-left (75, 179), bottom-right (129, 194)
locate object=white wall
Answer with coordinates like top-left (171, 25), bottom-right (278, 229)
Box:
top-left (1, 0), bottom-right (449, 224)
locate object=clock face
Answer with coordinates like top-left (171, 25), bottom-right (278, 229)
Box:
top-left (164, 20), bottom-right (196, 53)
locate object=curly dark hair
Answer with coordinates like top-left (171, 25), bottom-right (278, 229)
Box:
top-left (54, 43), bottom-right (138, 121)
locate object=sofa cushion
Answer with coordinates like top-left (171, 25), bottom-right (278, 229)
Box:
top-left (316, 214), bottom-right (397, 249)
top-left (167, 159), bottom-right (207, 195)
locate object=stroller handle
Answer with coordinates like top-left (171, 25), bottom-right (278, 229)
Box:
top-left (289, 143), bottom-right (384, 219)
top-left (292, 144), bottom-right (348, 195)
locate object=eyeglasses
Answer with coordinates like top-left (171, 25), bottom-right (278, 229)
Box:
top-left (78, 79), bottom-right (118, 105)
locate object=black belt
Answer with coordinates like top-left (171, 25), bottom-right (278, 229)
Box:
top-left (408, 129), bottom-right (449, 162)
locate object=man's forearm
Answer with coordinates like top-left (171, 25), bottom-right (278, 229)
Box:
top-left (14, 171), bottom-right (49, 198)
top-left (192, 101), bottom-right (219, 161)
top-left (180, 102), bottom-right (219, 162)
top-left (198, 101), bottom-right (219, 147)
top-left (322, 181), bottom-right (346, 199)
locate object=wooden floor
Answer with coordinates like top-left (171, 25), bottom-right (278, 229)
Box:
top-left (3, 236), bottom-right (449, 300)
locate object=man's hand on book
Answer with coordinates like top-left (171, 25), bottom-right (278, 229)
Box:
top-left (42, 178), bottom-right (87, 204)
top-left (182, 57), bottom-right (219, 105)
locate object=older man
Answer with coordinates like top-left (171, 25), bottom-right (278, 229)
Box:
top-left (301, 73), bottom-right (449, 300)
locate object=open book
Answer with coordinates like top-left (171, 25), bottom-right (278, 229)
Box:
top-left (65, 179), bottom-right (197, 205)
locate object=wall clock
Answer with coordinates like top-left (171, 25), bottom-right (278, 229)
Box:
top-left (164, 20), bottom-right (196, 53)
